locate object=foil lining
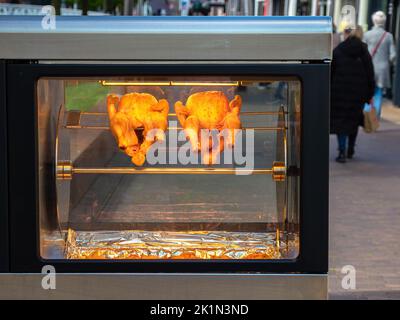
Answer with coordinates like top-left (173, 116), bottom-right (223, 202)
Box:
top-left (65, 229), bottom-right (284, 260)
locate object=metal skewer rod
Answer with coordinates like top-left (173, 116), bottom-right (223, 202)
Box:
top-left (80, 111), bottom-right (288, 116)
top-left (72, 167), bottom-right (274, 175)
top-left (65, 125), bottom-right (287, 131)
top-left (58, 161), bottom-right (284, 180)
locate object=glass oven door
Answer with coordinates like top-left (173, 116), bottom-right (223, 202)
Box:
top-left (37, 75), bottom-right (301, 261)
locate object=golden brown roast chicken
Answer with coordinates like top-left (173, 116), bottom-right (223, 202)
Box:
top-left (107, 93), bottom-right (169, 166)
top-left (175, 91), bottom-right (242, 165)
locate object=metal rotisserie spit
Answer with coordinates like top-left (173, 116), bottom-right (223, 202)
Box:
top-left (0, 16), bottom-right (331, 299)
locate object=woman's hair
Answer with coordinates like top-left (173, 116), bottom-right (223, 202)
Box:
top-left (342, 24), bottom-right (363, 40)
top-left (372, 11), bottom-right (387, 27)
top-left (351, 25), bottom-right (364, 40)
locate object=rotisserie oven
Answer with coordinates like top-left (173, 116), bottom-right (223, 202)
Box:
top-left (0, 16), bottom-right (331, 299)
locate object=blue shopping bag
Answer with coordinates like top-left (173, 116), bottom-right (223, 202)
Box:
top-left (364, 102), bottom-right (371, 112)
top-left (365, 88), bottom-right (383, 117)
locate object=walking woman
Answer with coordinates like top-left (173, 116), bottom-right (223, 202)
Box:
top-left (364, 11), bottom-right (396, 118)
top-left (331, 26), bottom-right (375, 163)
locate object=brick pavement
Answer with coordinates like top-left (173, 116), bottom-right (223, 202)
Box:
top-left (329, 101), bottom-right (400, 300)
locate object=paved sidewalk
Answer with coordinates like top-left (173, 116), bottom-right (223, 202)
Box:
top-left (329, 101), bottom-right (400, 300)
top-left (382, 101), bottom-right (400, 125)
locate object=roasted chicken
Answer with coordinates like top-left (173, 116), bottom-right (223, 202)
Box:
top-left (175, 91), bottom-right (242, 165)
top-left (107, 93), bottom-right (169, 166)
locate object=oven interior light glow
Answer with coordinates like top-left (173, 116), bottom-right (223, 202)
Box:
top-left (99, 80), bottom-right (241, 87)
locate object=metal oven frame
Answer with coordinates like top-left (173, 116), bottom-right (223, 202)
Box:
top-left (0, 16), bottom-right (331, 299)
top-left (0, 60), bottom-right (8, 273)
top-left (2, 63), bottom-right (329, 274)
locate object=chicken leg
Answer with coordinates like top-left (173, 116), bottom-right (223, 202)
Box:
top-left (175, 101), bottom-right (200, 152)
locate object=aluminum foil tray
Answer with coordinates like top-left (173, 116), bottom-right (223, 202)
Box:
top-left (65, 229), bottom-right (283, 260)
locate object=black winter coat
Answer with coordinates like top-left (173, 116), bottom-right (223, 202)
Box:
top-left (331, 37), bottom-right (375, 135)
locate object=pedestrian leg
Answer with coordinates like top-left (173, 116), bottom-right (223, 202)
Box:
top-left (336, 134), bottom-right (347, 163)
top-left (337, 134), bottom-right (347, 152)
top-left (348, 129), bottom-right (358, 159)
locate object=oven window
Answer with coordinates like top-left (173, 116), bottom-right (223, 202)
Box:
top-left (37, 76), bottom-right (301, 260)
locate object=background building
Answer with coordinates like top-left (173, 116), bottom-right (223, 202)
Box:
top-left (1, 0), bottom-right (399, 106)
